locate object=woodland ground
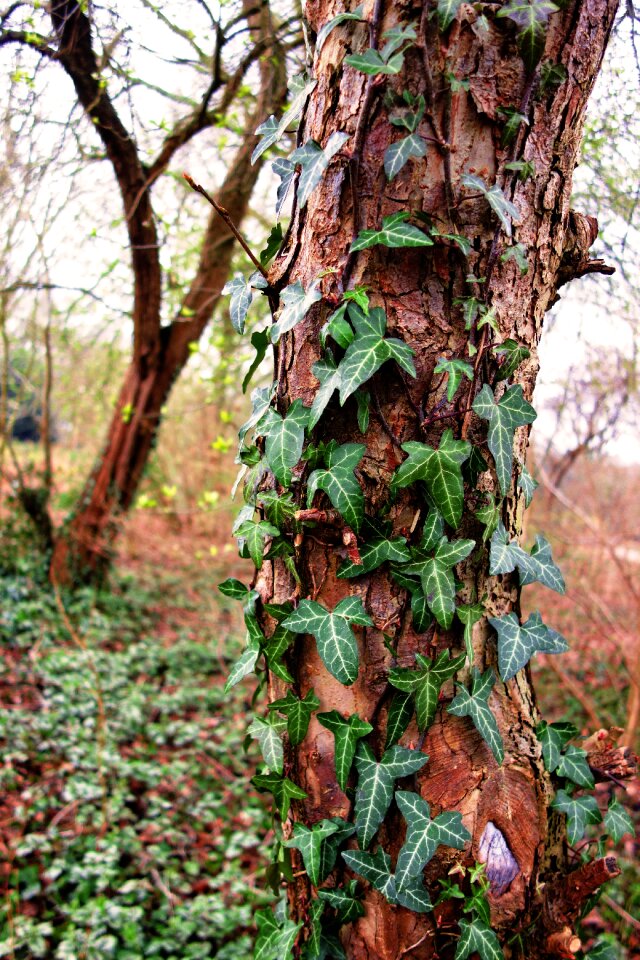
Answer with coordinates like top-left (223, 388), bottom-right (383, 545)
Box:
top-left (0, 450), bottom-right (638, 958)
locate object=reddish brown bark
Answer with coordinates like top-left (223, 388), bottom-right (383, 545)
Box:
top-left (257, 0), bottom-right (619, 956)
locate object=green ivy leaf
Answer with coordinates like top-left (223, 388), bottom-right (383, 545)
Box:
top-left (384, 133), bottom-right (427, 180)
top-left (493, 338), bottom-right (531, 381)
top-left (475, 497), bottom-right (500, 543)
top-left (284, 819), bottom-right (343, 885)
top-left (255, 908), bottom-right (302, 960)
top-left (342, 847), bottom-right (432, 912)
top-left (283, 596), bottom-right (372, 685)
top-left (292, 131), bottom-right (350, 208)
top-left (536, 720), bottom-right (577, 772)
top-left (222, 273), bottom-right (253, 334)
top-left (395, 790), bottom-right (470, 891)
top-left (356, 389), bottom-right (370, 433)
top-left (248, 715), bottom-right (286, 773)
top-left (500, 242), bottom-right (529, 276)
top-left (337, 306), bottom-right (416, 403)
top-left (317, 710), bottom-right (373, 790)
top-left (556, 744), bottom-right (594, 789)
top-left (224, 632), bottom-right (261, 692)
top-left (389, 651), bottom-right (466, 731)
top-left (472, 384), bottom-right (537, 495)
top-left (351, 211), bottom-right (434, 251)
top-left (261, 223), bottom-right (284, 265)
top-left (251, 771), bottom-right (308, 820)
top-left (354, 742), bottom-right (429, 847)
top-left (271, 279), bottom-right (322, 343)
top-left (346, 48), bottom-right (404, 75)
top-left (448, 668), bottom-right (504, 764)
top-left (307, 442), bottom-right (366, 531)
top-left (263, 621), bottom-right (296, 683)
top-left (418, 536), bottom-right (475, 628)
top-left (552, 789), bottom-right (602, 845)
top-left (316, 5), bottom-right (365, 50)
top-left (238, 385), bottom-right (276, 446)
top-left (218, 577), bottom-right (259, 616)
top-left (309, 355), bottom-right (342, 430)
top-left (318, 881), bottom-right (365, 923)
top-left (320, 303), bottom-right (355, 349)
top-left (260, 398), bottom-right (310, 487)
top-left (242, 328), bottom-right (270, 392)
top-left (392, 429), bottom-right (471, 528)
top-left (497, 0), bottom-right (559, 72)
top-left (252, 75), bottom-right (317, 164)
top-left (457, 601), bottom-right (485, 663)
top-left (437, 0), bottom-right (464, 30)
top-left (304, 900), bottom-right (325, 960)
top-left (385, 690), bottom-right (414, 748)
top-left (273, 157), bottom-right (296, 219)
top-left (461, 174), bottom-right (521, 237)
top-left (455, 919), bottom-right (504, 960)
top-left (604, 798), bottom-right (634, 843)
top-left (258, 491), bottom-right (299, 532)
top-left (235, 518), bottom-right (280, 569)
top-left (390, 92), bottom-right (425, 132)
top-left (434, 357), bottom-right (474, 402)
top-left (497, 107), bottom-right (528, 147)
top-left (338, 532), bottom-right (410, 579)
top-left (518, 464), bottom-right (538, 506)
top-left (489, 522), bottom-right (565, 593)
top-left (489, 610), bottom-right (568, 681)
top-left (585, 941), bottom-right (620, 960)
top-left (269, 688), bottom-right (321, 745)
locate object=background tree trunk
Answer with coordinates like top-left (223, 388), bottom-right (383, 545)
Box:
top-left (259, 0), bottom-right (619, 956)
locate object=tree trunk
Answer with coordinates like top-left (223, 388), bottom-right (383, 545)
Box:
top-left (257, 0), bottom-right (618, 956)
top-left (49, 3), bottom-right (287, 584)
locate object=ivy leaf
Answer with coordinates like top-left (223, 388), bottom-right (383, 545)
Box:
top-left (457, 601), bottom-right (485, 663)
top-left (489, 610), bottom-right (567, 681)
top-left (235, 519), bottom-right (280, 569)
top-left (345, 48), bottom-right (403, 75)
top-left (354, 742), bottom-right (429, 847)
top-left (489, 522), bottom-right (565, 593)
top-left (586, 941), bottom-right (620, 960)
top-left (261, 223), bottom-right (284, 266)
top-left (292, 131), bottom-right (351, 208)
top-left (552, 789), bottom-right (602, 845)
top-left (248, 716), bottom-right (286, 773)
top-left (283, 819), bottom-right (343, 885)
top-left (497, 0), bottom-right (559, 72)
top-left (338, 532), bottom-right (410, 578)
top-left (304, 900), bottom-right (325, 960)
top-left (318, 882), bottom-right (364, 924)
top-left (384, 133), bottom-right (427, 180)
top-left (389, 651), bottom-right (466, 731)
top-left (518, 464), bottom-right (538, 506)
top-left (283, 596), bottom-right (372, 685)
top-left (455, 919), bottom-right (504, 960)
top-left (395, 791), bottom-right (470, 891)
top-left (271, 279), bottom-right (322, 343)
top-left (356, 389), bottom-right (370, 433)
top-left (337, 310), bottom-right (416, 403)
top-left (341, 847), bottom-right (432, 912)
top-left (258, 491), bottom-right (299, 532)
top-left (273, 157), bottom-right (296, 219)
top-left (434, 357), bottom-right (474, 402)
top-left (307, 443), bottom-right (366, 531)
top-left (251, 771), bottom-right (308, 820)
top-left (556, 744), bottom-right (594, 789)
top-left (351, 211), bottom-right (434, 251)
top-left (380, 24), bottom-right (417, 59)
top-left (218, 578), bottom-right (259, 616)
top-left (536, 720), bottom-right (577, 772)
top-left (448, 668), bottom-right (504, 764)
top-left (475, 497), bottom-right (500, 543)
top-left (224, 632), bottom-right (261, 692)
top-left (392, 429), bottom-right (471, 528)
top-left (309, 355), bottom-right (342, 430)
top-left (420, 537), bottom-right (475, 628)
top-left (500, 243), bottom-right (529, 276)
top-left (493, 338), bottom-right (531, 381)
top-left (263, 621), bottom-right (296, 683)
top-left (260, 398), bottom-right (309, 487)
top-left (316, 5), bottom-right (365, 50)
top-left (604, 798), bottom-right (634, 843)
top-left (320, 303), bottom-right (355, 349)
top-left (461, 174), bottom-right (521, 237)
top-left (252, 76), bottom-right (317, 164)
top-left (255, 908), bottom-right (302, 960)
top-left (472, 384), bottom-right (537, 495)
top-left (317, 710), bottom-right (373, 790)
top-left (385, 690), bottom-right (414, 748)
top-left (269, 688), bottom-right (321, 745)
top-left (243, 328), bottom-right (270, 392)
top-left (497, 107), bottom-right (528, 147)
top-left (239, 385), bottom-right (276, 446)
top-left (437, 0), bottom-right (464, 31)
top-left (222, 274), bottom-right (253, 334)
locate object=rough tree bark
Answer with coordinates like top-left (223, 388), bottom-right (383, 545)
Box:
top-left (0, 0), bottom-right (289, 583)
top-left (258, 0), bottom-right (619, 956)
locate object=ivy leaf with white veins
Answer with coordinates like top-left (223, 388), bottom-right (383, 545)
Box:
top-left (272, 157), bottom-right (296, 219)
top-left (338, 532), bottom-right (410, 578)
top-left (457, 601), bottom-right (485, 663)
top-left (395, 790), bottom-right (470, 891)
top-left (455, 919), bottom-right (504, 960)
top-left (489, 610), bottom-right (568, 682)
top-left (268, 688), bottom-right (320, 745)
top-left (438, 0), bottom-right (465, 31)
top-left (552, 789), bottom-right (602, 845)
top-left (448, 668), bottom-right (504, 764)
top-left (420, 536), bottom-right (476, 629)
top-left (282, 596), bottom-right (372, 685)
top-left (309, 354), bottom-right (342, 431)
top-left (392, 429), bottom-right (471, 528)
top-left (384, 133), bottom-right (427, 180)
top-left (434, 357), bottom-right (474, 402)
top-left (489, 521), bottom-right (565, 593)
top-left (307, 442), bottom-right (366, 531)
top-left (248, 715), bottom-right (286, 773)
top-left (604, 798), bottom-right (635, 843)
top-left (500, 242), bottom-right (529, 276)
top-left (493, 338), bottom-right (530, 382)
top-left (255, 908), bottom-right (301, 960)
top-left (556, 744), bottom-right (594, 788)
top-left (389, 651), bottom-right (466, 731)
top-left (316, 5), bottom-right (365, 50)
top-left (238, 384), bottom-right (276, 446)
top-left (518, 464), bottom-right (538, 506)
top-left (385, 690), bottom-right (414, 748)
top-left (222, 274), bottom-right (253, 334)
top-left (271, 278), bottom-right (322, 343)
top-left (351, 211), bottom-right (434, 251)
top-left (252, 75), bottom-right (317, 164)
top-left (336, 306), bottom-right (416, 404)
top-left (536, 720), bottom-right (577, 773)
top-left (461, 174), bottom-right (521, 238)
top-left (234, 519), bottom-right (280, 569)
top-left (318, 882), bottom-right (365, 924)
top-left (317, 710), bottom-right (373, 790)
top-left (283, 819), bottom-right (342, 886)
top-left (218, 577), bottom-right (259, 616)
top-left (354, 742), bottom-right (429, 848)
top-left (472, 384), bottom-right (537, 495)
top-left (251, 771), bottom-right (308, 821)
top-left (260, 398), bottom-right (309, 488)
top-left (497, 0), bottom-right (559, 72)
top-left (224, 619), bottom-right (262, 692)
top-left (292, 131), bottom-right (350, 208)
top-left (341, 847), bottom-right (433, 912)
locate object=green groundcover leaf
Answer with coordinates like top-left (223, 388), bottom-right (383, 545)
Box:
top-left (604, 797), bottom-right (634, 843)
top-left (552, 789), bottom-right (602, 845)
top-left (255, 907), bottom-right (302, 960)
top-left (455, 919), bottom-right (504, 960)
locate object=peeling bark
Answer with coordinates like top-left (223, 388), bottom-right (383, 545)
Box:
top-left (259, 0), bottom-right (619, 956)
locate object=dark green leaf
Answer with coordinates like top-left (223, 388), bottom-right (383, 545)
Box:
top-left (497, 0), bottom-right (559, 72)
top-left (307, 443), bottom-right (366, 531)
top-left (317, 710), bottom-right (373, 790)
top-left (395, 790), bottom-right (470, 891)
top-left (351, 211), bottom-right (434, 251)
top-left (384, 133), bottom-right (426, 180)
top-left (489, 610), bottom-right (567, 681)
top-left (251, 771), bottom-right (308, 820)
top-left (316, 5), bottom-right (365, 50)
top-left (269, 688), bottom-right (321, 744)
top-left (472, 384), bottom-right (537, 495)
top-left (283, 596), bottom-right (372, 685)
top-left (536, 720), bottom-right (577, 772)
top-left (552, 789), bottom-right (602, 845)
top-left (455, 919), bottom-right (504, 960)
top-left (489, 521), bottom-right (565, 593)
top-left (392, 429), bottom-right (471, 528)
top-left (434, 357), bottom-right (474, 402)
top-left (354, 743), bottom-right (429, 847)
top-left (448, 668), bottom-right (504, 764)
top-left (292, 131), bottom-right (351, 208)
top-left (604, 798), bottom-right (634, 843)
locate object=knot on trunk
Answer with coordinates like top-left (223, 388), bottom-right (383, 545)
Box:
top-left (556, 211), bottom-right (615, 288)
top-left (584, 727), bottom-right (638, 783)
